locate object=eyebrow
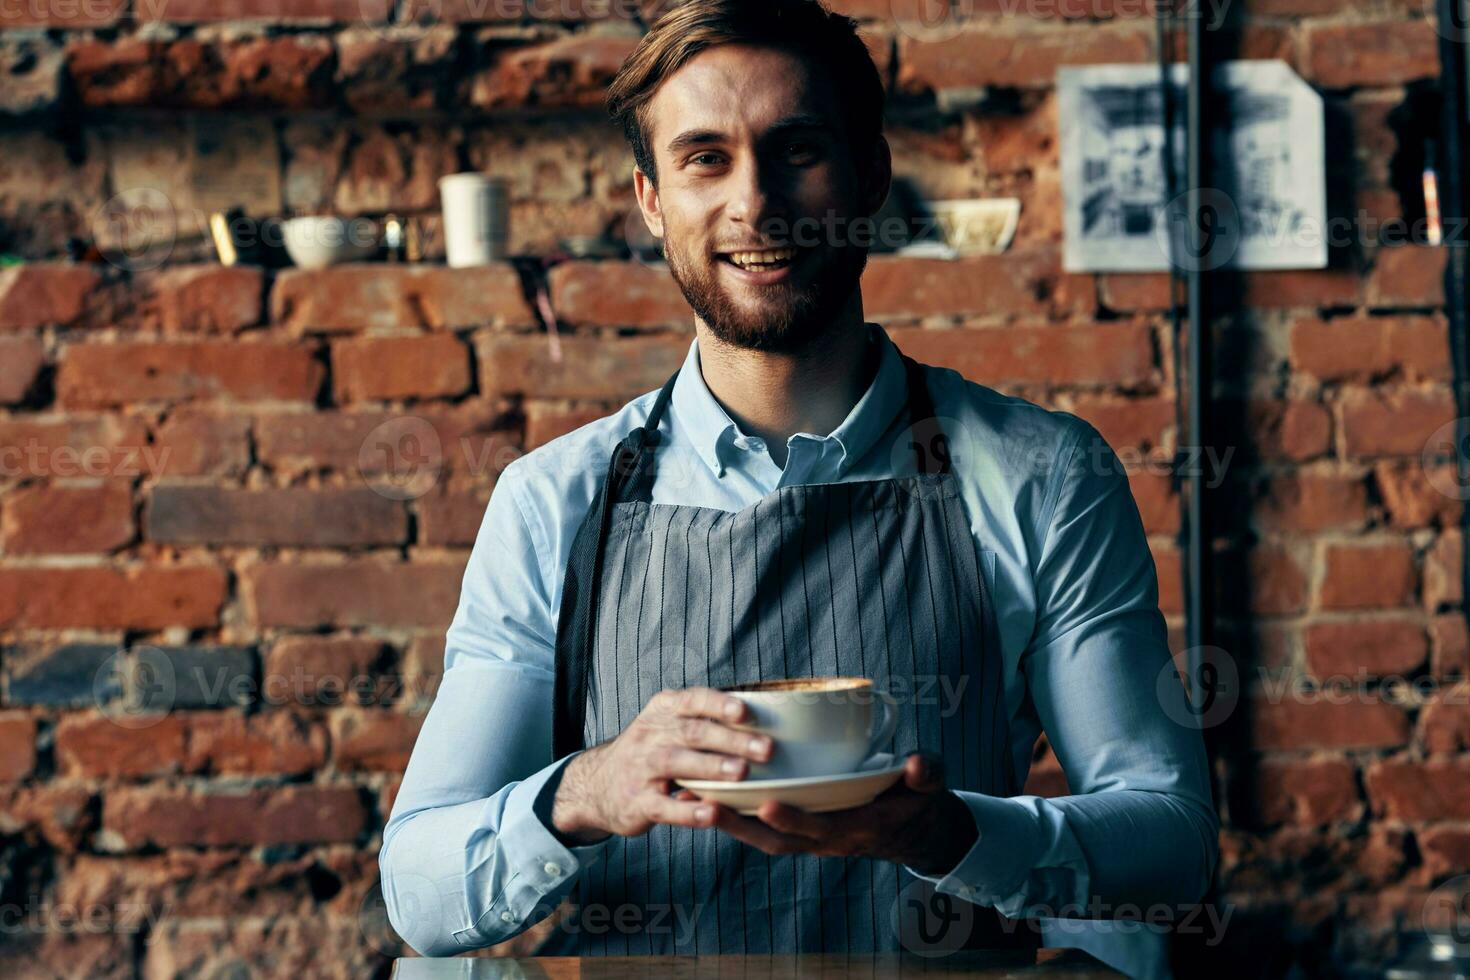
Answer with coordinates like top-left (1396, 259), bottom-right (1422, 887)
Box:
top-left (664, 115), bottom-right (838, 156)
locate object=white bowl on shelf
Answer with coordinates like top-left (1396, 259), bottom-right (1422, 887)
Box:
top-left (281, 216), bottom-right (378, 269)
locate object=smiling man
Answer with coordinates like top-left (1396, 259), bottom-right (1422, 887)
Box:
top-left (381, 0), bottom-right (1219, 970)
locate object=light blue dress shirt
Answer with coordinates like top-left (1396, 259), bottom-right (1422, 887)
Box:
top-left (382, 323), bottom-right (1220, 976)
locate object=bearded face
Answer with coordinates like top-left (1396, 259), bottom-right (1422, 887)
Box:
top-left (633, 44), bottom-right (887, 355)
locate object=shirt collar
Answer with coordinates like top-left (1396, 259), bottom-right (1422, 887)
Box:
top-left (668, 323), bottom-right (909, 479)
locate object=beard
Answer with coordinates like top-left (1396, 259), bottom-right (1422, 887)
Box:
top-left (661, 229), bottom-right (869, 355)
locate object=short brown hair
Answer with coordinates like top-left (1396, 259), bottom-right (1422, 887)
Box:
top-left (606, 0), bottom-right (886, 185)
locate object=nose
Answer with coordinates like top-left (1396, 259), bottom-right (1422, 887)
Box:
top-left (726, 155), bottom-right (788, 235)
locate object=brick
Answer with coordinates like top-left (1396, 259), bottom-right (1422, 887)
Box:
top-left (263, 636), bottom-right (390, 707)
top-left (478, 333), bottom-right (689, 399)
top-left (1420, 681), bottom-right (1470, 754)
top-left (1098, 274), bottom-right (1173, 314)
top-left (549, 262), bottom-right (693, 329)
top-left (1250, 696), bottom-right (1410, 751)
top-left (1303, 21), bottom-right (1440, 88)
top-left (1317, 541), bottom-right (1416, 611)
top-left (1238, 269), bottom-right (1362, 310)
top-left (136, 0), bottom-right (391, 20)
top-left (0, 414), bottom-right (153, 481)
top-left (0, 566), bottom-right (226, 630)
top-left (0, 336), bottom-right (44, 404)
top-left (102, 785), bottom-right (367, 849)
top-left (254, 406), bottom-right (520, 478)
top-left (1366, 245), bottom-right (1446, 308)
top-left (1289, 315), bottom-right (1449, 383)
top-left (58, 341), bottom-right (323, 407)
top-left (0, 785), bottom-right (95, 852)
top-left (0, 714), bottom-right (36, 781)
top-left (1250, 473), bottom-right (1369, 534)
top-left (184, 711), bottom-right (328, 775)
top-left (1419, 825), bottom-right (1470, 879)
top-left (0, 0), bottom-right (124, 26)
top-left (337, 25), bottom-right (457, 112)
top-left (1066, 396), bottom-right (1174, 452)
top-left (331, 333), bottom-right (471, 403)
top-left (1365, 758), bottom-right (1470, 820)
top-left (334, 124), bottom-right (459, 214)
top-left (900, 23), bottom-right (1151, 92)
top-left (3, 643), bottom-right (121, 707)
top-left (54, 713), bottom-right (189, 779)
top-left (470, 33), bottom-right (637, 110)
top-left (1246, 757), bottom-right (1359, 827)
top-left (1303, 619), bottom-right (1427, 678)
top-left (69, 35), bottom-right (337, 111)
top-left (864, 251), bottom-right (1086, 319)
top-left (891, 323), bottom-right (1155, 387)
top-left (0, 264), bottom-right (100, 330)
top-left (417, 486), bottom-right (491, 547)
top-left (1127, 472), bottom-right (1178, 536)
top-left (1339, 388), bottom-right (1456, 458)
top-left (150, 410), bottom-right (252, 478)
top-left (329, 711), bottom-right (424, 771)
top-left (1215, 399), bottom-right (1332, 462)
top-left (244, 560), bottom-right (464, 628)
top-left (524, 404), bottom-right (613, 450)
top-left (2, 481), bottom-right (135, 555)
top-left (147, 487), bottom-right (407, 548)
top-left (136, 917), bottom-right (385, 978)
top-left (127, 266), bottom-right (264, 334)
top-left (142, 646), bottom-right (258, 710)
top-left (1218, 543), bottom-right (1310, 617)
top-left (271, 264), bottom-right (533, 333)
top-left (1374, 461), bottom-right (1463, 530)
top-left (1425, 531), bottom-right (1462, 611)
top-left (1431, 613), bottom-right (1469, 677)
top-left (1355, 824), bottom-right (1411, 887)
top-left (255, 410), bottom-right (401, 473)
top-left (57, 846), bottom-right (381, 923)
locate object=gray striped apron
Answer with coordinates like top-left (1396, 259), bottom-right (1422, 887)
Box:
top-left (549, 356), bottom-right (1040, 956)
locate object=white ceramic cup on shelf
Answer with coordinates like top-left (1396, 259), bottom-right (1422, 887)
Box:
top-left (721, 677), bottom-right (899, 782)
top-left (438, 173), bottom-right (509, 268)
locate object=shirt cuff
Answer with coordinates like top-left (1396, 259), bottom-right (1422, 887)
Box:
top-left (453, 753), bottom-right (609, 945)
top-left (903, 791), bottom-right (1045, 910)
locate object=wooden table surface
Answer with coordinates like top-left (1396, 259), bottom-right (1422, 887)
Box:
top-left (390, 950), bottom-right (1123, 979)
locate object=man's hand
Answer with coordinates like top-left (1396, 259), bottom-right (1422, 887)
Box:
top-left (679, 754), bottom-right (979, 876)
top-left (551, 687), bottom-right (774, 845)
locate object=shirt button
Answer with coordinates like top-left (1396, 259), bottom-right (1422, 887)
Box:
top-left (500, 910), bottom-right (514, 923)
top-left (544, 862), bottom-right (562, 877)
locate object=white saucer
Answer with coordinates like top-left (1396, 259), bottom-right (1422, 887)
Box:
top-left (674, 754), bottom-right (907, 816)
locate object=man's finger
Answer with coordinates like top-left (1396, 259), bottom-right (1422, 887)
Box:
top-left (757, 802), bottom-right (832, 839)
top-left (903, 753), bottom-right (943, 792)
top-left (710, 807), bottom-right (816, 855)
top-left (641, 792), bottom-right (718, 829)
top-left (670, 687), bottom-right (749, 723)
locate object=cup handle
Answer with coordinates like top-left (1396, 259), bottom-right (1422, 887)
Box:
top-left (866, 691), bottom-right (898, 758)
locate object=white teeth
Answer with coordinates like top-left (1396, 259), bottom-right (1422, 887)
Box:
top-left (728, 248), bottom-right (796, 268)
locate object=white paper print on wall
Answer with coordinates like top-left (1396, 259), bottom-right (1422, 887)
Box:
top-left (1059, 60), bottom-right (1327, 273)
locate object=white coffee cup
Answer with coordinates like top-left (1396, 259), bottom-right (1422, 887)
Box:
top-left (438, 173), bottom-right (508, 268)
top-left (723, 677), bottom-right (898, 781)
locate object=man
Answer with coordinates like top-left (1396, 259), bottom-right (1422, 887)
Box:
top-left (382, 0), bottom-right (1218, 969)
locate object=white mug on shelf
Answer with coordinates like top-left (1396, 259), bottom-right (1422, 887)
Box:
top-left (438, 173), bottom-right (509, 267)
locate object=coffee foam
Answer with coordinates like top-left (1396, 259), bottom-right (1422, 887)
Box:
top-left (723, 677), bottom-right (870, 694)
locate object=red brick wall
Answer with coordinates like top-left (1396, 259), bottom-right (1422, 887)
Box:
top-left (0, 1), bottom-right (1464, 976)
